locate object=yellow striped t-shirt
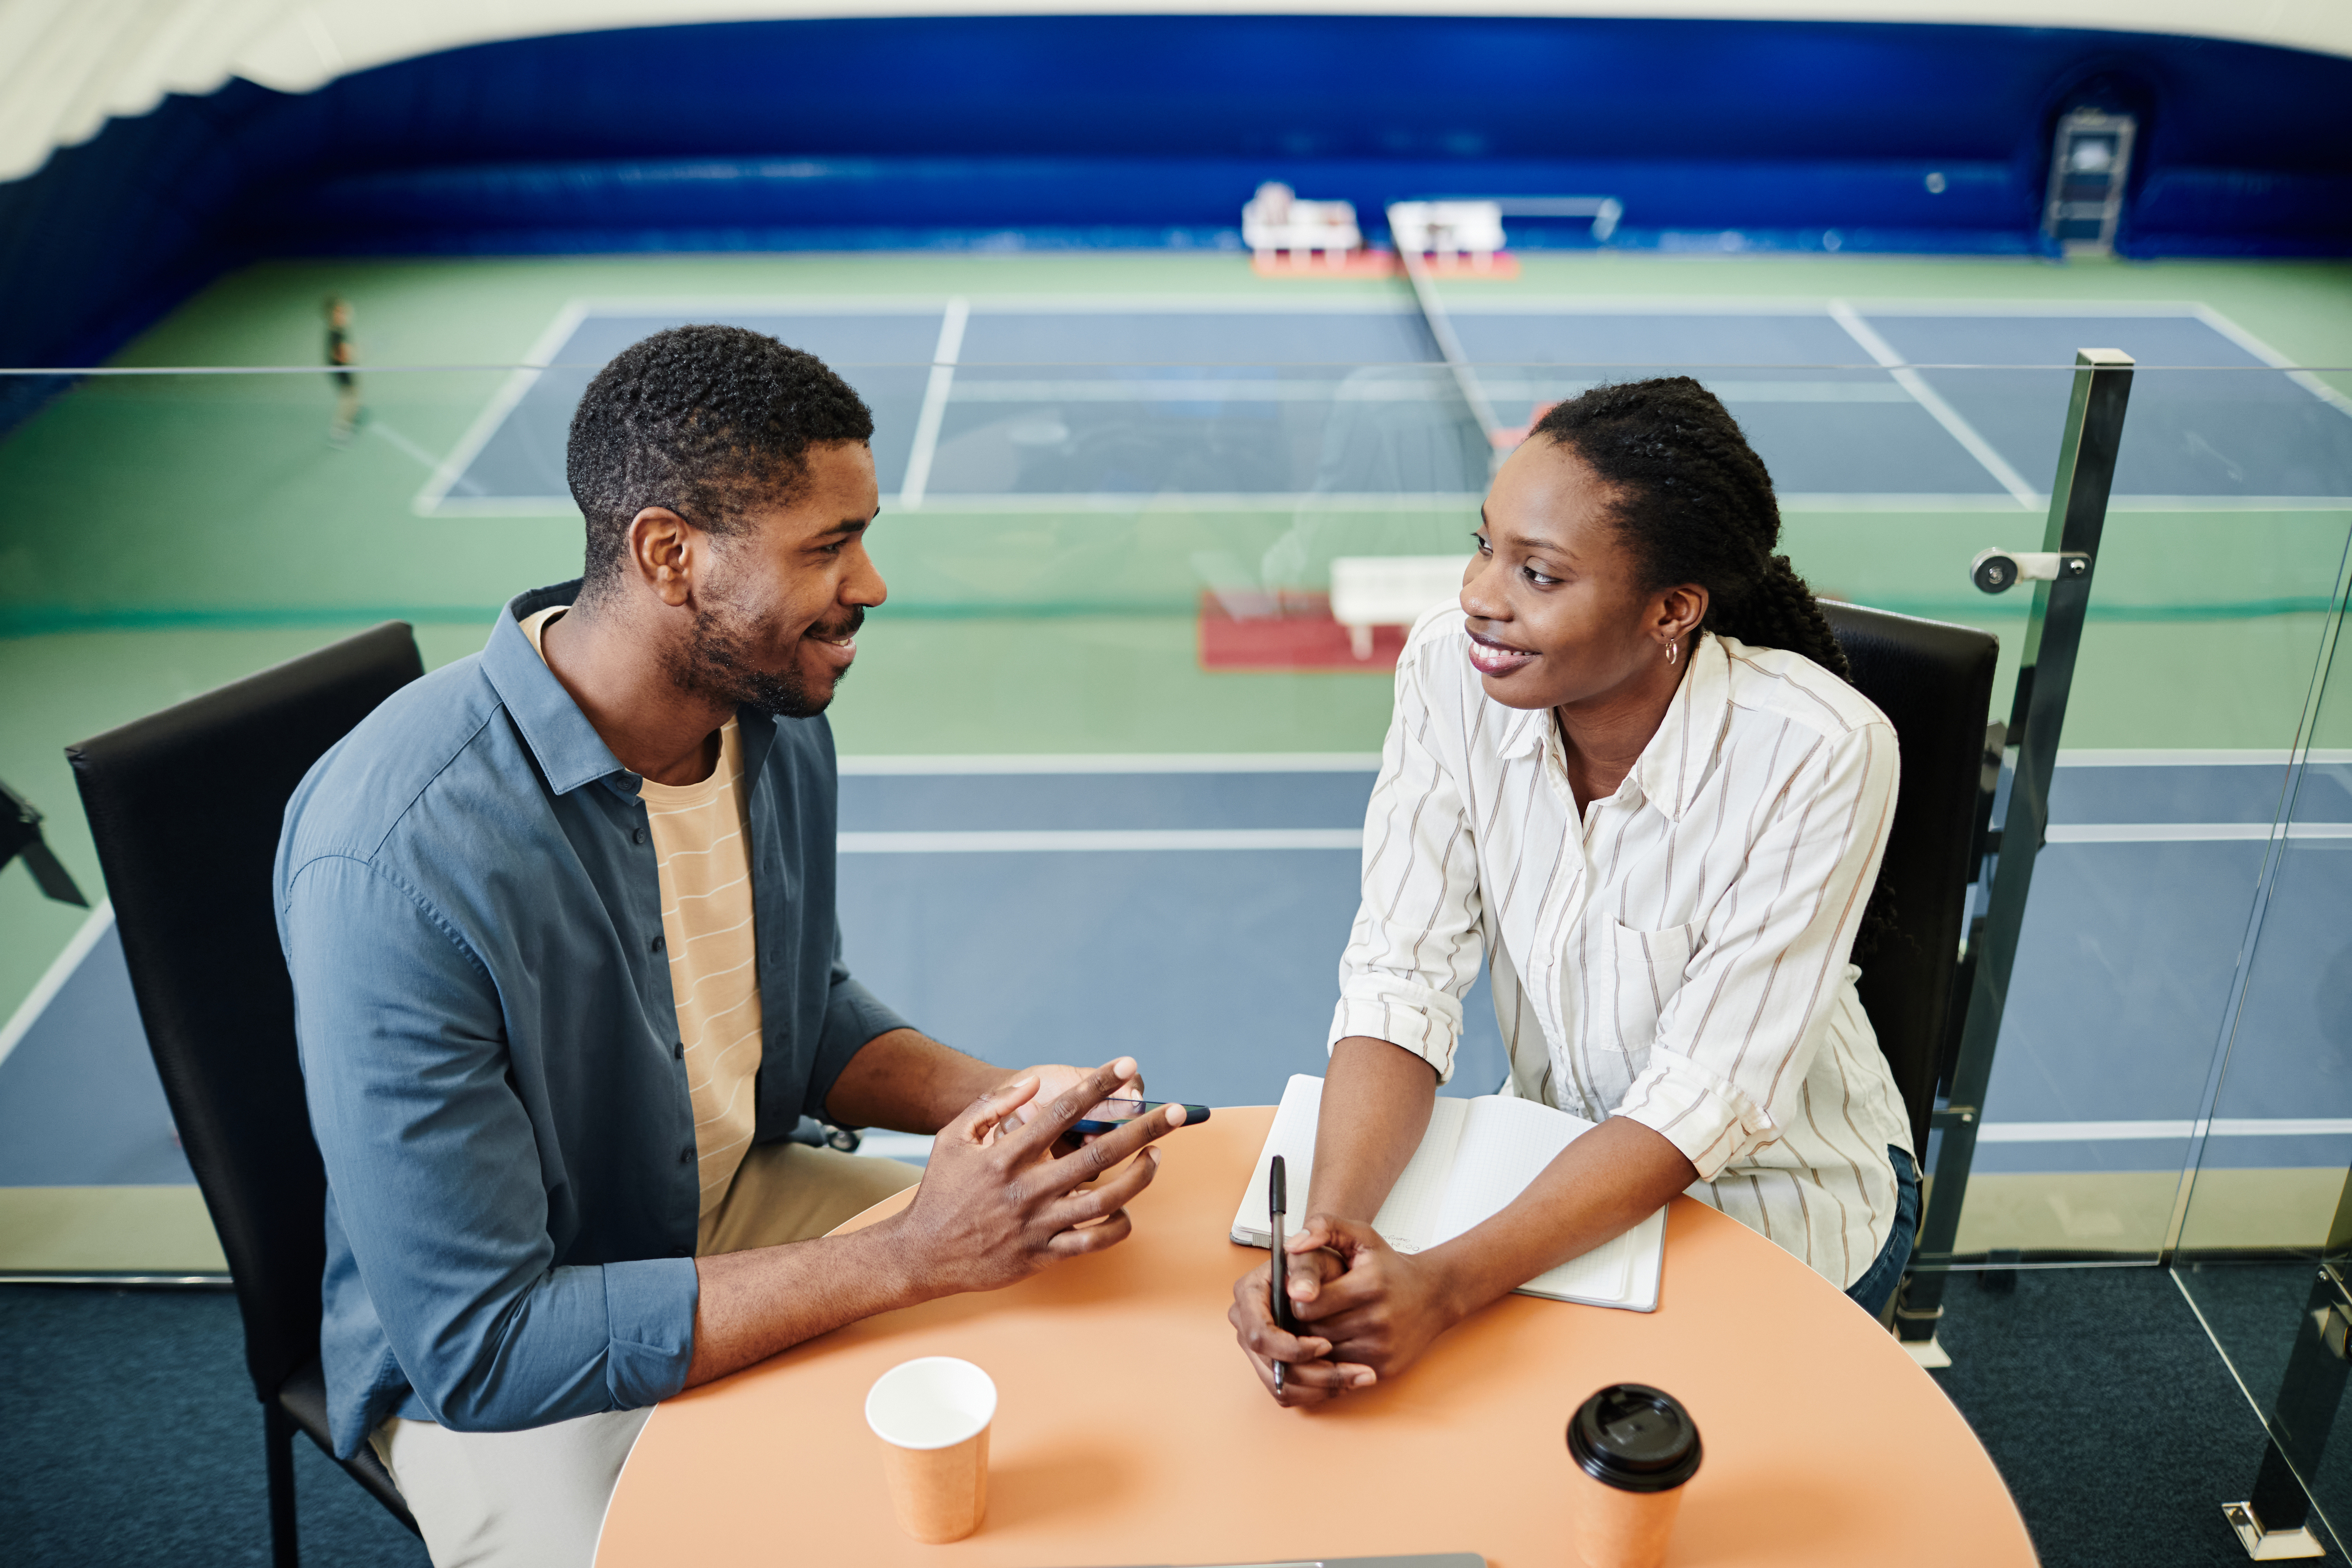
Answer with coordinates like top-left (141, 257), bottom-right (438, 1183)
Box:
top-left (520, 608), bottom-right (762, 1251)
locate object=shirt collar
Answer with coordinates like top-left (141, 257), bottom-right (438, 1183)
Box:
top-left (481, 581), bottom-right (785, 797)
top-left (1495, 702), bottom-right (1549, 763)
top-left (1486, 631), bottom-right (1733, 822)
top-left (1629, 630), bottom-right (1734, 822)
top-left (481, 581), bottom-right (636, 797)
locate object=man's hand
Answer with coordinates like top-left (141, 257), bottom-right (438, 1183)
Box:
top-left (883, 1057), bottom-right (1185, 1296)
top-left (1004, 1061), bottom-right (1144, 1156)
top-left (820, 1030), bottom-right (1143, 1143)
top-left (686, 1056), bottom-right (1179, 1388)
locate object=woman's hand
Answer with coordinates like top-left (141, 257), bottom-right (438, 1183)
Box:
top-left (1285, 1216), bottom-right (1462, 1386)
top-left (1228, 1241), bottom-right (1371, 1408)
top-left (1230, 1214), bottom-right (1465, 1406)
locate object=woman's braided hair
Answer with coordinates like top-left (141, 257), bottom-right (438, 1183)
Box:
top-left (1531, 377), bottom-right (1902, 956)
top-left (1530, 376), bottom-right (1851, 682)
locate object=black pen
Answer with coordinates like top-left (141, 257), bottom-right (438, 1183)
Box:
top-left (1269, 1154), bottom-right (1293, 1395)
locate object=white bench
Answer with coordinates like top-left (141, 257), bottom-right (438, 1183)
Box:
top-left (1329, 555), bottom-right (1467, 659)
top-left (1386, 200), bottom-right (1506, 266)
top-left (1241, 181), bottom-right (1363, 267)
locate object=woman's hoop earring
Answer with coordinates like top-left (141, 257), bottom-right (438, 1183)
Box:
top-left (1665, 640), bottom-right (1678, 666)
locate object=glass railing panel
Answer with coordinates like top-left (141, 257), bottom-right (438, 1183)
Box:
top-left (2169, 519), bottom-right (2352, 1550)
top-left (3, 347), bottom-right (2344, 1250)
top-left (1869, 356), bottom-right (2352, 1265)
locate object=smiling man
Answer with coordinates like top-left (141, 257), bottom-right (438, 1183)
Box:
top-left (276, 325), bottom-right (1180, 1568)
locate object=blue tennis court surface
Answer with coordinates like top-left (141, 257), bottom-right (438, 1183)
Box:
top-left (419, 298), bottom-right (2352, 513)
top-left (4, 754), bottom-right (2345, 1189)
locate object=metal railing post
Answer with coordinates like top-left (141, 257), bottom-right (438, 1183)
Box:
top-left (1897, 348), bottom-right (2135, 1352)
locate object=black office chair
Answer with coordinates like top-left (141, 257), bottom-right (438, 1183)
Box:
top-left (67, 623), bottom-right (427, 1567)
top-left (1822, 602), bottom-right (1999, 1157)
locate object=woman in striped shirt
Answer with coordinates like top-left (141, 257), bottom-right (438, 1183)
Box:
top-left (1232, 378), bottom-right (1919, 1406)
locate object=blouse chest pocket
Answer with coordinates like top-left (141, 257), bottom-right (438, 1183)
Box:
top-left (1606, 917), bottom-right (1699, 1056)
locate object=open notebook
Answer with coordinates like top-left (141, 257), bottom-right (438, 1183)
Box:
top-left (1230, 1074), bottom-right (1666, 1312)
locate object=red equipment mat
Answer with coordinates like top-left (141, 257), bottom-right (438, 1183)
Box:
top-left (1196, 592), bottom-right (1406, 672)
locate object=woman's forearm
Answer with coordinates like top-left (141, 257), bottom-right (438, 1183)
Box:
top-left (1311, 1037), bottom-right (1441, 1222)
top-left (1426, 1115), bottom-right (1699, 1320)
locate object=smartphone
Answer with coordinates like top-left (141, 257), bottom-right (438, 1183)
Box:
top-left (1071, 1097), bottom-right (1213, 1134)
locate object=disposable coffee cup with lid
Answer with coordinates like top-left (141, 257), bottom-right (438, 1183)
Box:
top-left (1564, 1383), bottom-right (1702, 1568)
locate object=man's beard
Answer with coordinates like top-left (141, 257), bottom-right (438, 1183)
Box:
top-left (670, 595), bottom-right (861, 720)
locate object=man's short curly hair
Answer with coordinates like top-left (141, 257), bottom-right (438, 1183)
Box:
top-left (566, 324), bottom-right (874, 589)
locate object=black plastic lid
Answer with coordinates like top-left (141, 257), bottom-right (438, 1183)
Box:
top-left (1566, 1384), bottom-right (1703, 1493)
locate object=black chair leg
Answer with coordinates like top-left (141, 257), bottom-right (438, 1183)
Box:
top-left (265, 1401), bottom-right (300, 1568)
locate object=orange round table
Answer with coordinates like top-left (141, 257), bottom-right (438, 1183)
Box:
top-left (597, 1107), bottom-right (2034, 1568)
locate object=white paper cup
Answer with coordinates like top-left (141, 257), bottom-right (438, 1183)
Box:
top-left (865, 1357), bottom-right (997, 1543)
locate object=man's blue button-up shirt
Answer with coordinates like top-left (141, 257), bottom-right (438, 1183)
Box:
top-left (274, 582), bottom-right (909, 1459)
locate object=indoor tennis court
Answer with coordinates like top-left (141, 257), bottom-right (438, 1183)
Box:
top-left (4, 14), bottom-right (2352, 1558)
top-left (2, 253), bottom-right (2348, 1270)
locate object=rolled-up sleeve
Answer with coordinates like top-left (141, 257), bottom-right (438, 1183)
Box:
top-left (1614, 720), bottom-right (1899, 1178)
top-left (810, 919), bottom-right (914, 1122)
top-left (287, 854), bottom-right (698, 1445)
top-left (1328, 647), bottom-right (1486, 1084)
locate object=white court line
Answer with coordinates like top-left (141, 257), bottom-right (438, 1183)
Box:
top-left (1780, 493), bottom-right (2347, 512)
top-left (411, 299), bottom-right (588, 517)
top-left (883, 492), bottom-right (1480, 513)
top-left (840, 824), bottom-right (2349, 851)
top-left (1773, 493), bottom-right (2024, 512)
top-left (897, 297), bottom-right (967, 510)
top-left (1828, 300), bottom-right (2040, 507)
top-left (415, 495), bottom-right (582, 518)
top-left (563, 294), bottom-right (955, 318)
top-left (2188, 302), bottom-right (2352, 420)
top-left (2045, 822), bottom-right (2352, 843)
top-left (1819, 299), bottom-right (2208, 319)
top-left (1979, 1118), bottom-right (2352, 1142)
top-left (837, 829), bottom-right (1362, 853)
top-left (422, 489), bottom-right (2345, 517)
top-left (844, 824), bottom-right (2347, 851)
top-left (855, 1131), bottom-right (936, 1161)
top-left (839, 750), bottom-right (2346, 776)
top-left (1438, 296), bottom-right (2218, 318)
top-left (939, 378), bottom-right (1914, 404)
top-left (366, 418), bottom-right (444, 475)
top-left (2059, 748), bottom-right (2352, 766)
top-left (839, 753), bottom-right (1380, 774)
top-left (894, 491), bottom-right (2340, 513)
top-left (853, 1120), bottom-right (2346, 1155)
top-left (934, 293), bottom-right (1419, 316)
top-left (0, 902), bottom-right (113, 1073)
top-left (422, 295), bottom-right (2350, 517)
top-left (560, 292), bottom-right (1420, 320)
top-left (1392, 221), bottom-right (1503, 445)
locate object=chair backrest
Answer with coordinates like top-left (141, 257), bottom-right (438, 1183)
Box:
top-left (68, 623), bottom-right (423, 1402)
top-left (1821, 602), bottom-right (1998, 1156)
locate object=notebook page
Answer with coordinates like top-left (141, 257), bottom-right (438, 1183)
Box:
top-left (1368, 1097), bottom-right (1468, 1256)
top-left (1518, 1224), bottom-right (1636, 1306)
top-left (1228, 1077), bottom-right (1469, 1253)
top-left (1522, 1204), bottom-right (1667, 1312)
top-left (1430, 1094), bottom-right (1591, 1240)
top-left (1434, 1096), bottom-right (1630, 1305)
top-left (1229, 1075), bottom-right (1325, 1247)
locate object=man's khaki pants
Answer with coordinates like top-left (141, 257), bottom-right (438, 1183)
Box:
top-left (371, 1144), bottom-right (920, 1568)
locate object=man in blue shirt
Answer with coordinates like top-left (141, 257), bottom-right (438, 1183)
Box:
top-left (277, 325), bottom-right (1183, 1567)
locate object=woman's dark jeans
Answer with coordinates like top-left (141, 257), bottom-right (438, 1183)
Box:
top-left (1843, 1146), bottom-right (1920, 1320)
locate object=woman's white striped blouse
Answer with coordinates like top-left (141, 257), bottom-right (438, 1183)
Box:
top-left (1330, 609), bottom-right (1914, 1289)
